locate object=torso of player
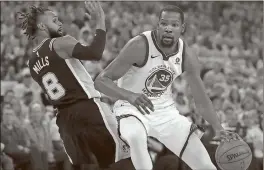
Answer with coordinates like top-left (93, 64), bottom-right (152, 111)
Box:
top-left (28, 38), bottom-right (101, 108)
top-left (116, 30), bottom-right (185, 108)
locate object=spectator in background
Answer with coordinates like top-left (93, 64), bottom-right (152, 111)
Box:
top-left (1, 103), bottom-right (31, 170)
top-left (223, 87), bottom-right (242, 111)
top-left (211, 96), bottom-right (224, 113)
top-left (13, 69), bottom-right (32, 99)
top-left (1, 143), bottom-right (15, 170)
top-left (3, 65), bottom-right (17, 81)
top-left (20, 91), bottom-right (34, 123)
top-left (203, 62), bottom-right (226, 88)
top-left (78, 25), bottom-right (92, 45)
top-left (24, 102), bottom-right (53, 157)
top-left (242, 95), bottom-right (258, 114)
top-left (3, 90), bottom-right (15, 104)
top-left (243, 111), bottom-right (263, 170)
top-left (174, 92), bottom-right (191, 116)
top-left (24, 102), bottom-right (56, 170)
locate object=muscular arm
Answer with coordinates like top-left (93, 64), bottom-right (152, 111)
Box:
top-left (183, 42), bottom-right (223, 132)
top-left (94, 35), bottom-right (147, 100)
top-left (53, 29), bottom-right (106, 61)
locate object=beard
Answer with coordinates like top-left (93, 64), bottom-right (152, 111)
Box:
top-left (160, 37), bottom-right (175, 48)
top-left (48, 29), bottom-right (63, 38)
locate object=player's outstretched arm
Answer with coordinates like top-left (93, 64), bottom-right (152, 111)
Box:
top-left (183, 42), bottom-right (224, 133)
top-left (95, 35), bottom-right (154, 114)
top-left (53, 1), bottom-right (106, 61)
top-left (94, 35), bottom-right (146, 100)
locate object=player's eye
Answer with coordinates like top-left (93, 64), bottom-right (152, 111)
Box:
top-left (160, 22), bottom-right (167, 26)
top-left (172, 23), bottom-right (179, 27)
top-left (53, 18), bottom-right (58, 23)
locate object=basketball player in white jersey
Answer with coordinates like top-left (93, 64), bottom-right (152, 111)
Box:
top-left (95, 5), bottom-right (239, 170)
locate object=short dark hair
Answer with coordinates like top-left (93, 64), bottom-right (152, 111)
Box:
top-left (159, 5), bottom-right (184, 23)
top-left (17, 5), bottom-right (50, 40)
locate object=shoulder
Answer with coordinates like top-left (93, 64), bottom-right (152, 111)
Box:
top-left (118, 35), bottom-right (148, 64)
top-left (53, 35), bottom-right (78, 50)
top-left (52, 35), bottom-right (79, 59)
top-left (125, 34), bottom-right (147, 50)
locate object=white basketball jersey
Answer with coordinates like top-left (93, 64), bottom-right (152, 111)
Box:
top-left (117, 30), bottom-right (185, 108)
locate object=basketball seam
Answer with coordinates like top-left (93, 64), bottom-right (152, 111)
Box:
top-left (219, 144), bottom-right (244, 158)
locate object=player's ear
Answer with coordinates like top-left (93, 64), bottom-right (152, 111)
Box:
top-left (181, 23), bottom-right (186, 34)
top-left (37, 23), bottom-right (46, 31)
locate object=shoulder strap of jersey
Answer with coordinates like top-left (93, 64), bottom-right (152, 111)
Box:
top-left (49, 38), bottom-right (57, 51)
top-left (33, 38), bottom-right (49, 52)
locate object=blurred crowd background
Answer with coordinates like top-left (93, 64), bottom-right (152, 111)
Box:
top-left (1, 1), bottom-right (263, 170)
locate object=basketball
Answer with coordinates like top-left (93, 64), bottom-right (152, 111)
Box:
top-left (215, 139), bottom-right (252, 170)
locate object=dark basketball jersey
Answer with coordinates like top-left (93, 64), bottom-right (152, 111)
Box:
top-left (28, 38), bottom-right (101, 107)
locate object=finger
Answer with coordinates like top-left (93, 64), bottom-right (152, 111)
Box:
top-left (95, 0), bottom-right (103, 10)
top-left (85, 13), bottom-right (91, 20)
top-left (142, 95), bottom-right (154, 111)
top-left (140, 103), bottom-right (150, 115)
top-left (220, 134), bottom-right (229, 143)
top-left (136, 100), bottom-right (150, 115)
top-left (84, 1), bottom-right (91, 12)
top-left (135, 104), bottom-right (146, 115)
top-left (89, 0), bottom-right (97, 10)
top-left (85, 1), bottom-right (95, 12)
top-left (93, 0), bottom-right (99, 8)
top-left (141, 94), bottom-right (154, 112)
top-left (138, 97), bottom-right (153, 113)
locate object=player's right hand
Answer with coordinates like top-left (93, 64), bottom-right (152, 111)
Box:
top-left (84, 1), bottom-right (105, 22)
top-left (127, 93), bottom-right (154, 115)
top-left (214, 130), bottom-right (242, 143)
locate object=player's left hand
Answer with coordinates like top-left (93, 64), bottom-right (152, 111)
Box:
top-left (213, 130), bottom-right (242, 143)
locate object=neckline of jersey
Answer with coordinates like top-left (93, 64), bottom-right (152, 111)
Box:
top-left (33, 38), bottom-right (49, 52)
top-left (151, 30), bottom-right (179, 61)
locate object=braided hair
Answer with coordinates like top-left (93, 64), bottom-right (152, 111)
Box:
top-left (17, 5), bottom-right (49, 40)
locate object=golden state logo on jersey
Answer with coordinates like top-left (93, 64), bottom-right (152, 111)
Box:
top-left (142, 65), bottom-right (174, 97)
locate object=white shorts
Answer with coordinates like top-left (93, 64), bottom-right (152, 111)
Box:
top-left (113, 101), bottom-right (204, 157)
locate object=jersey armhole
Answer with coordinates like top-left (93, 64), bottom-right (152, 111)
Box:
top-left (182, 41), bottom-right (186, 73)
top-left (49, 38), bottom-right (57, 52)
top-left (133, 34), bottom-right (149, 68)
top-left (49, 38), bottom-right (65, 60)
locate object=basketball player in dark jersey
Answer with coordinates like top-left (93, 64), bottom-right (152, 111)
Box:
top-left (19, 1), bottom-right (135, 170)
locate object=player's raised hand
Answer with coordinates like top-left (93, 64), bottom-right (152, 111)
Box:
top-left (84, 0), bottom-right (105, 22)
top-left (127, 93), bottom-right (154, 115)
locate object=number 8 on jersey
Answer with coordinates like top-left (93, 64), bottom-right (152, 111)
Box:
top-left (42, 72), bottom-right (66, 100)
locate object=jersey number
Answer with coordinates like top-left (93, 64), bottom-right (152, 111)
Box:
top-left (159, 74), bottom-right (170, 82)
top-left (42, 72), bottom-right (66, 100)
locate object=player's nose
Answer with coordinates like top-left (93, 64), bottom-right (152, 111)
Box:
top-left (165, 26), bottom-right (172, 33)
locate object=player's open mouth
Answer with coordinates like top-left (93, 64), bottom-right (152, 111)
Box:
top-left (163, 35), bottom-right (173, 41)
top-left (58, 27), bottom-right (63, 33)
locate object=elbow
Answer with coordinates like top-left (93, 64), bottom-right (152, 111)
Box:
top-left (89, 48), bottom-right (104, 61)
top-left (92, 53), bottom-right (103, 61)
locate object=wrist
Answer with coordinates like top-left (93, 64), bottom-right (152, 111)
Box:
top-left (96, 18), bottom-right (106, 31)
top-left (121, 90), bottom-right (134, 101)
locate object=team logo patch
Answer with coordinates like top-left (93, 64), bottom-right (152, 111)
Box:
top-left (175, 57), bottom-right (180, 64)
top-left (143, 68), bottom-right (173, 97)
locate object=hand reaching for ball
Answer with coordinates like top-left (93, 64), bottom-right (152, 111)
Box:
top-left (214, 130), bottom-right (242, 143)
